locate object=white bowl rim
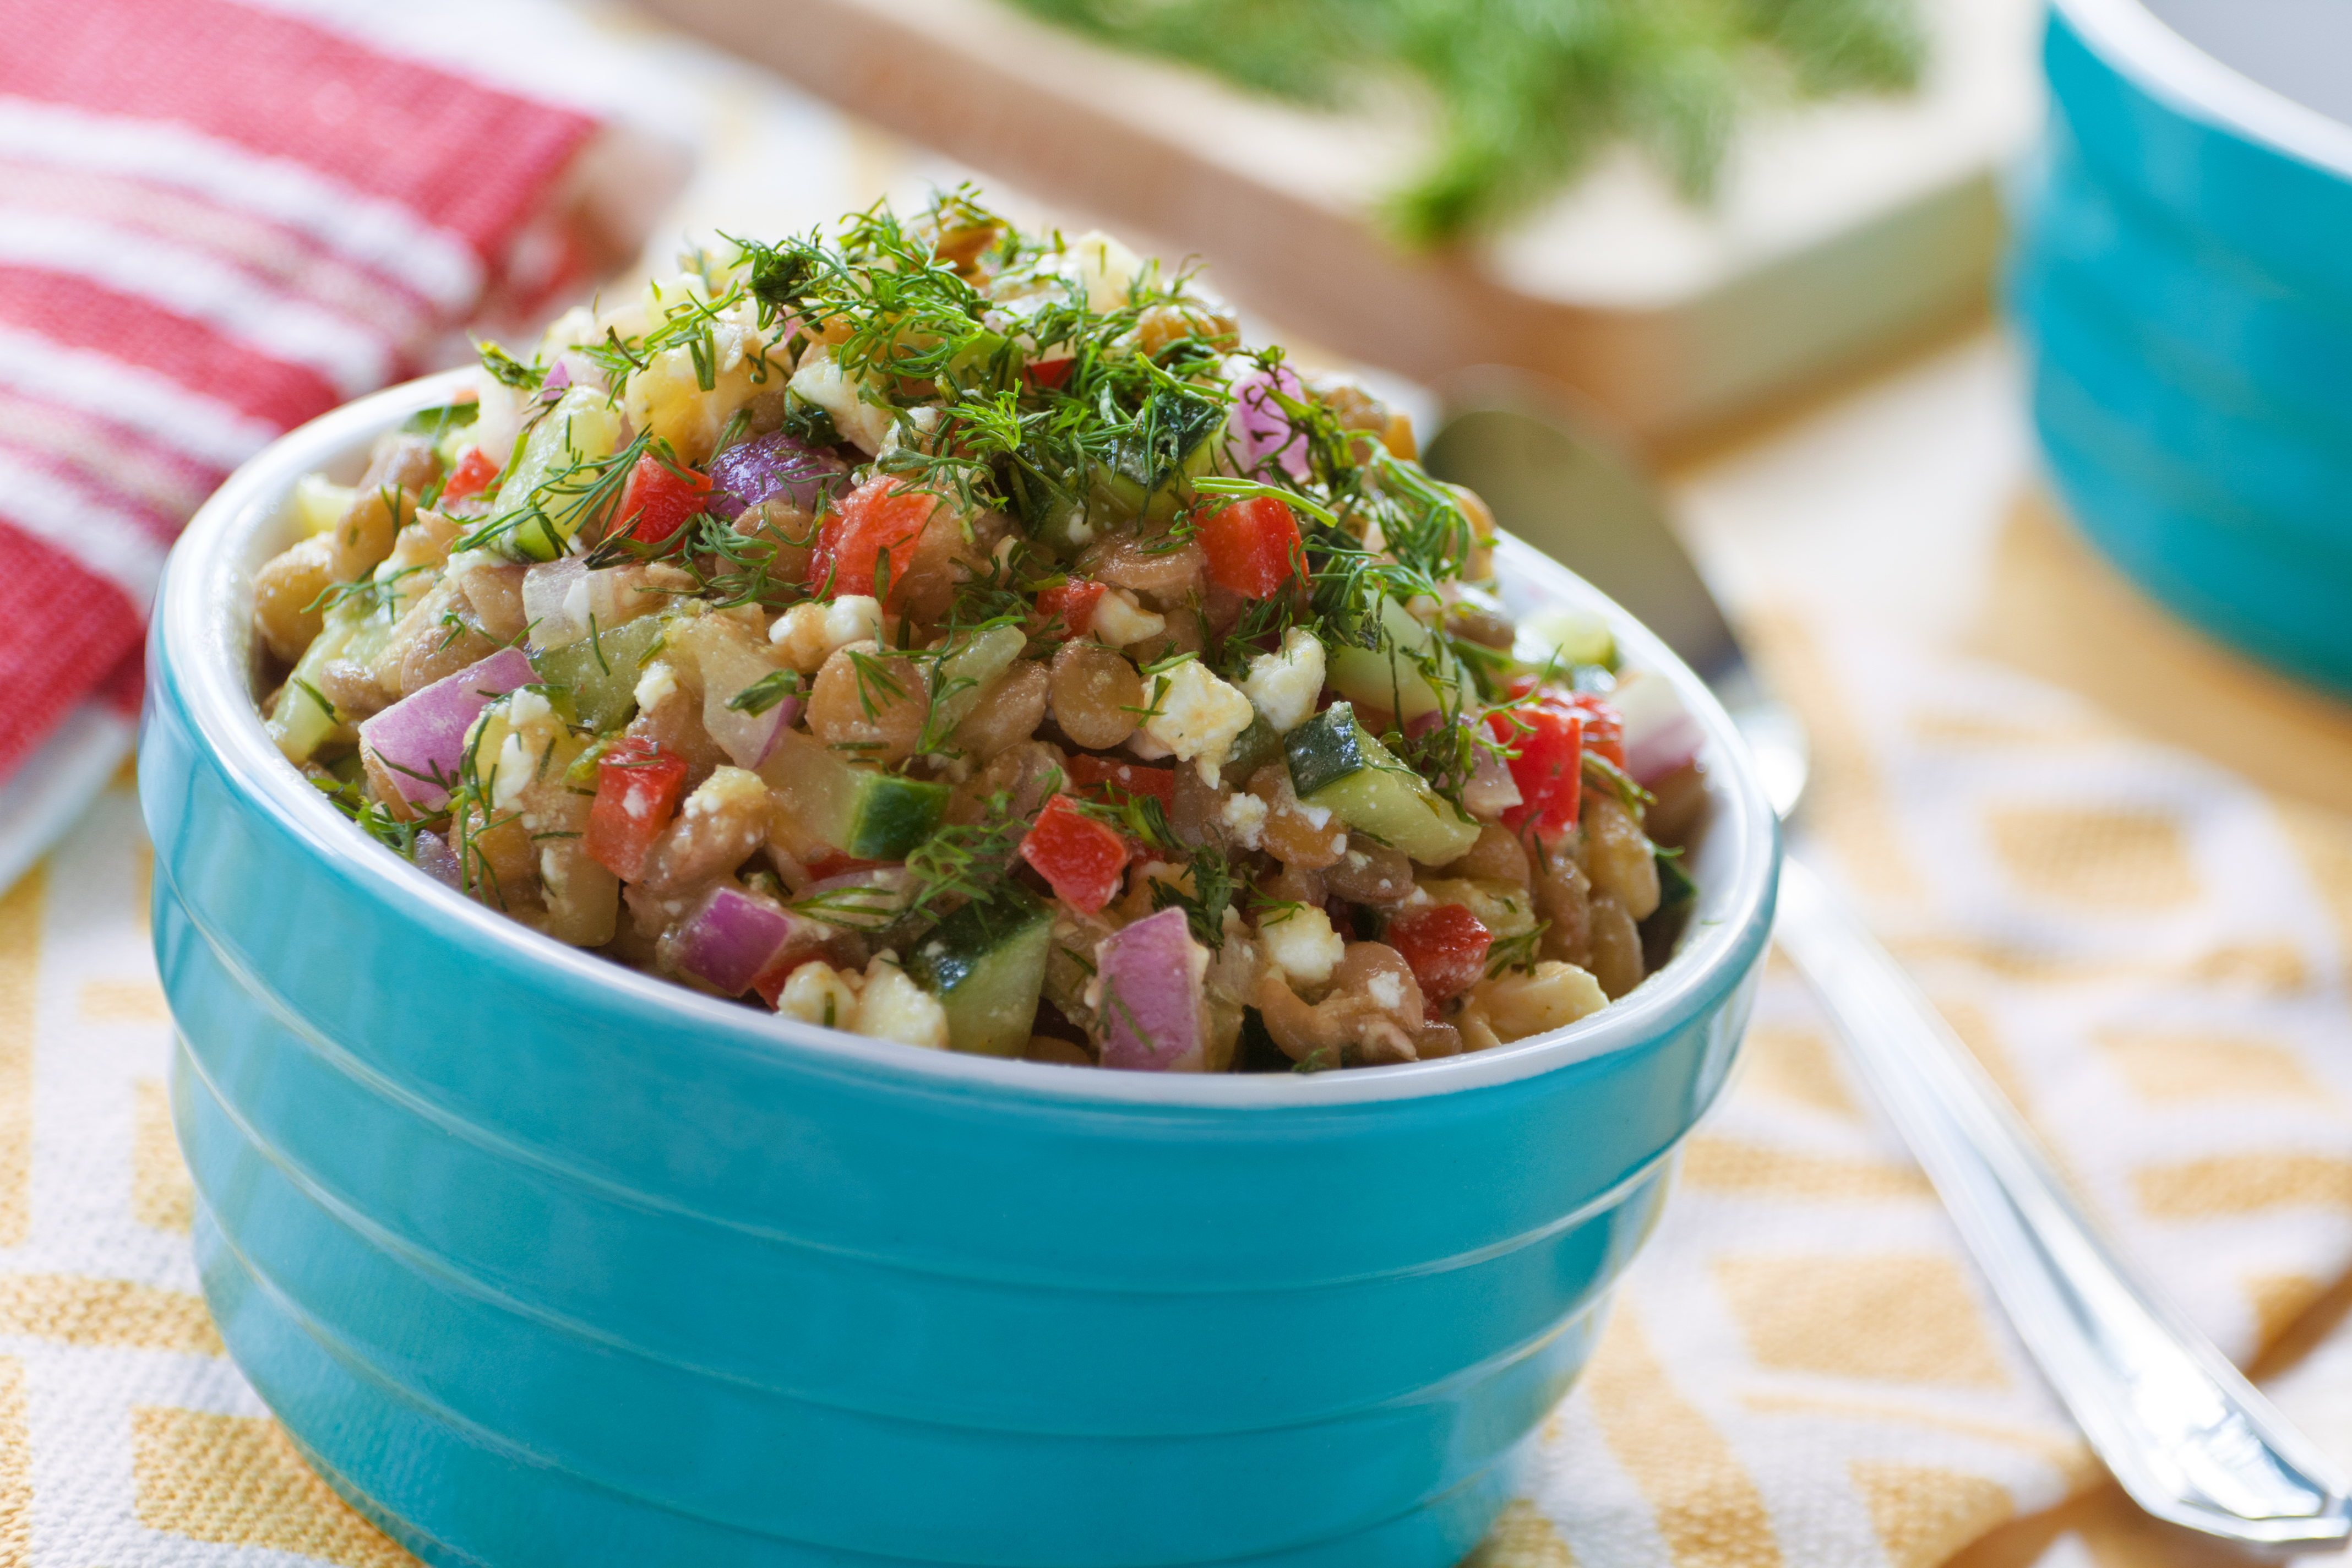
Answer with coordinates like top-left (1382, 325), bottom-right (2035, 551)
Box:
top-left (2056, 0), bottom-right (2352, 182)
top-left (155, 369), bottom-right (1780, 1111)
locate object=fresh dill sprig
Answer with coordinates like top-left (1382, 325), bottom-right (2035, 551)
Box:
top-left (996, 0), bottom-right (1924, 246)
top-left (902, 796), bottom-right (1030, 918)
top-left (1148, 842), bottom-right (1237, 950)
top-left (1485, 922), bottom-right (1548, 979)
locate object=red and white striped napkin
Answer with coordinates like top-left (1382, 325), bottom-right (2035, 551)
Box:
top-left (0, 0), bottom-right (661, 888)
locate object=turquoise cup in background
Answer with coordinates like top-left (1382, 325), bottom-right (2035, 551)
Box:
top-left (139, 375), bottom-right (1780, 1567)
top-left (2008, 0), bottom-right (2352, 695)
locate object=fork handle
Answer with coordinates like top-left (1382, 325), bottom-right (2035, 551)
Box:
top-left (1772, 856), bottom-right (2351, 1549)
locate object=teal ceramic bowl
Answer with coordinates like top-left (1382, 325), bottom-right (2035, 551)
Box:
top-left (139, 372), bottom-right (1779, 1568)
top-left (2008, 0), bottom-right (2352, 695)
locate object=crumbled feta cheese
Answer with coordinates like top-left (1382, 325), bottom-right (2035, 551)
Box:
top-left (1139, 659), bottom-right (1255, 786)
top-left (1058, 230), bottom-right (1146, 313)
top-left (776, 962), bottom-right (862, 1032)
top-left (488, 689), bottom-right (562, 811)
top-left (1125, 728), bottom-right (1174, 761)
top-left (1366, 970), bottom-right (1405, 1012)
top-left (1240, 627), bottom-right (1326, 734)
top-left (788, 345), bottom-right (897, 454)
top-left (1219, 790), bottom-right (1268, 850)
top-left (622, 285), bottom-right (774, 461)
top-left (633, 660), bottom-right (679, 714)
top-left (507, 688), bottom-right (555, 730)
top-left (1296, 801), bottom-right (1332, 829)
top-left (684, 766), bottom-right (765, 821)
top-left (492, 732), bottom-right (535, 810)
top-left (878, 404), bottom-right (942, 456)
top-left (1261, 906), bottom-right (1344, 990)
top-left (771, 595), bottom-right (889, 673)
top-left (853, 960), bottom-right (950, 1050)
top-left (1089, 587), bottom-right (1165, 648)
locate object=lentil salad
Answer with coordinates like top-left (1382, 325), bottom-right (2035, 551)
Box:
top-left (251, 189), bottom-right (1709, 1072)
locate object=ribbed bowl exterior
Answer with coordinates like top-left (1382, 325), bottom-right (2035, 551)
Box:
top-left (140, 377), bottom-right (1778, 1568)
top-left (2008, 1), bottom-right (2352, 695)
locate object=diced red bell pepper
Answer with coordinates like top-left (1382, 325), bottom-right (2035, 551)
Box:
top-left (1033, 579), bottom-right (1105, 637)
top-left (749, 925), bottom-right (853, 1008)
top-left (1197, 494), bottom-right (1304, 598)
top-left (1063, 754), bottom-right (1174, 808)
top-left (808, 476), bottom-right (943, 609)
top-left (439, 446), bottom-right (500, 505)
top-left (1569, 691), bottom-right (1625, 770)
top-left (614, 452), bottom-right (716, 545)
top-left (1386, 903), bottom-right (1493, 1005)
top-left (1500, 679), bottom-right (1626, 771)
top-left (1019, 794), bottom-right (1131, 915)
top-left (585, 737), bottom-right (689, 881)
top-left (1023, 356), bottom-right (1076, 391)
top-left (1489, 698), bottom-right (1584, 834)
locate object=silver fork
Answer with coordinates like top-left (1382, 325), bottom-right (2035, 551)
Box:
top-left (1427, 378), bottom-right (2352, 1553)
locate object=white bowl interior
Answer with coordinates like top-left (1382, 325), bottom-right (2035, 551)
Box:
top-left (159, 372), bottom-right (1779, 1108)
top-left (2061, 0), bottom-right (2352, 178)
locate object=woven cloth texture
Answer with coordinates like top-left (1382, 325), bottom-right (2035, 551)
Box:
top-left (0, 606), bottom-right (2343, 1565)
top-left (0, 0), bottom-right (600, 831)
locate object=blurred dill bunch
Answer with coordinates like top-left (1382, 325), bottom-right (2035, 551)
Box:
top-left (1001, 0), bottom-right (1926, 246)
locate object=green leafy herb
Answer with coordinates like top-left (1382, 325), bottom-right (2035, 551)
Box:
top-left (727, 669), bottom-right (804, 717)
top-left (999, 0), bottom-right (1923, 245)
top-left (1148, 842), bottom-right (1237, 949)
top-left (475, 341), bottom-right (543, 392)
top-left (902, 795), bottom-right (1031, 919)
top-left (1485, 922), bottom-right (1548, 978)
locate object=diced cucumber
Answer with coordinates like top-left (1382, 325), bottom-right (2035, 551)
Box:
top-left (927, 624), bottom-right (1025, 739)
top-left (1325, 595), bottom-right (1462, 721)
top-left (1091, 386), bottom-right (1224, 524)
top-left (906, 889), bottom-right (1054, 1057)
top-left (402, 400), bottom-right (480, 468)
top-left (266, 596), bottom-right (383, 761)
top-left (1222, 711), bottom-right (1282, 786)
top-left (1516, 606), bottom-right (1615, 675)
top-left (266, 668), bottom-right (349, 763)
top-left (759, 729), bottom-right (950, 861)
top-left (292, 473), bottom-right (357, 538)
top-left (532, 615), bottom-right (669, 732)
top-left (495, 387), bottom-right (627, 561)
top-left (1284, 701), bottom-right (1479, 866)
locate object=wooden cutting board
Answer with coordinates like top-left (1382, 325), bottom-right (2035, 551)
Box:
top-left (638, 0), bottom-right (2041, 453)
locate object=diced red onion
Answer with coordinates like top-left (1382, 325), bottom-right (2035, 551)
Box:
top-left (411, 830), bottom-right (465, 889)
top-left (539, 361), bottom-right (572, 402)
top-left (1226, 362), bottom-right (1310, 481)
top-left (521, 559), bottom-right (586, 649)
top-left (1463, 746), bottom-right (1523, 819)
top-left (1095, 907), bottom-right (1208, 1071)
top-left (357, 647), bottom-right (537, 812)
top-left (665, 884), bottom-right (800, 997)
top-left (685, 629), bottom-right (800, 769)
top-left (706, 432), bottom-right (852, 522)
top-left (1614, 673), bottom-right (1705, 786)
